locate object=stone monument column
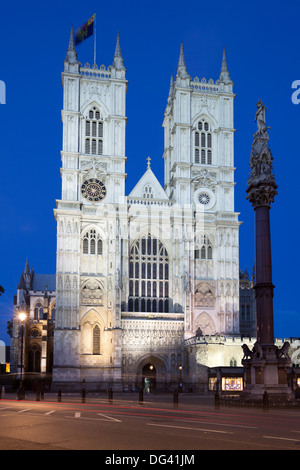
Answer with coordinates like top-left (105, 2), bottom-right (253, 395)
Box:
top-left (242, 100), bottom-right (292, 401)
top-left (247, 100), bottom-right (277, 346)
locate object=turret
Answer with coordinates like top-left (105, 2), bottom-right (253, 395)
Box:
top-left (64, 26), bottom-right (80, 73)
top-left (113, 32), bottom-right (125, 71)
top-left (175, 42), bottom-right (190, 87)
top-left (219, 49), bottom-right (232, 84)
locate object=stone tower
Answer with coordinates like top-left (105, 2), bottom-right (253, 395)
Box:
top-left (52, 29), bottom-right (127, 388)
top-left (163, 46), bottom-right (240, 338)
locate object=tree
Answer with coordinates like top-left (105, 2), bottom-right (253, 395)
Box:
top-left (7, 320), bottom-right (13, 338)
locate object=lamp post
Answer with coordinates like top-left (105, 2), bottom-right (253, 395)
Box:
top-left (149, 365), bottom-right (154, 392)
top-left (178, 365), bottom-right (183, 392)
top-left (18, 312), bottom-right (26, 400)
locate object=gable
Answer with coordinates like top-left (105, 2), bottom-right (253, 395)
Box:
top-left (128, 167), bottom-right (169, 200)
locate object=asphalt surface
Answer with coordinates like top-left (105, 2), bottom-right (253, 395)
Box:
top-left (0, 392), bottom-right (300, 454)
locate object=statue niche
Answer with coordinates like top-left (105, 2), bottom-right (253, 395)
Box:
top-left (194, 282), bottom-right (215, 308)
top-left (81, 278), bottom-right (104, 305)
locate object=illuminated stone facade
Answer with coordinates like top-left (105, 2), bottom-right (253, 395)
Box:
top-left (47, 31), bottom-right (241, 390)
top-left (11, 31), bottom-right (252, 391)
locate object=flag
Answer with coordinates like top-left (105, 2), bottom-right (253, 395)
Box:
top-left (74, 14), bottom-right (95, 45)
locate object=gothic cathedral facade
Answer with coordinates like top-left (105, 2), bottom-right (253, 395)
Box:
top-left (52, 30), bottom-right (240, 390)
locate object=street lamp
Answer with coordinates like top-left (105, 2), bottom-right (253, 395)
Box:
top-left (19, 312), bottom-right (26, 322)
top-left (178, 365), bottom-right (183, 392)
top-left (18, 312), bottom-right (26, 400)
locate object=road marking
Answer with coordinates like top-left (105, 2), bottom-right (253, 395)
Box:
top-left (263, 436), bottom-right (300, 443)
top-left (147, 423), bottom-right (233, 434)
top-left (75, 412), bottom-right (81, 418)
top-left (44, 410), bottom-right (56, 415)
top-left (17, 409), bottom-right (31, 413)
top-left (97, 413), bottom-right (122, 422)
top-left (175, 418), bottom-right (257, 430)
top-left (67, 414), bottom-right (122, 423)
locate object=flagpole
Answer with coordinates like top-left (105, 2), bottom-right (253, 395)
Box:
top-left (94, 11), bottom-right (97, 65)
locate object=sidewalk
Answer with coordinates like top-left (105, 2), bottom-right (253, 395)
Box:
top-left (1, 389), bottom-right (215, 409)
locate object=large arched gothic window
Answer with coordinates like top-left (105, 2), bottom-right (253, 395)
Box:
top-left (34, 302), bottom-right (44, 321)
top-left (194, 119), bottom-right (212, 165)
top-left (85, 106), bottom-right (103, 155)
top-left (128, 235), bottom-right (169, 313)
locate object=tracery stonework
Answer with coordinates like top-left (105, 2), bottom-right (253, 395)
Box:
top-left (122, 320), bottom-right (184, 350)
top-left (194, 282), bottom-right (215, 307)
top-left (81, 279), bottom-right (104, 305)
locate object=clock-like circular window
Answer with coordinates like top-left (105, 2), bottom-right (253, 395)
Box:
top-left (81, 178), bottom-right (107, 202)
top-left (194, 187), bottom-right (215, 210)
top-left (198, 192), bottom-right (210, 205)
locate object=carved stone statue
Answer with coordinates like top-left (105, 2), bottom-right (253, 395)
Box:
top-left (242, 344), bottom-right (254, 361)
top-left (242, 341), bottom-right (263, 362)
top-left (246, 100), bottom-right (278, 208)
top-left (275, 341), bottom-right (290, 360)
top-left (81, 158), bottom-right (107, 181)
top-left (255, 99), bottom-right (270, 136)
top-left (252, 341), bottom-right (263, 359)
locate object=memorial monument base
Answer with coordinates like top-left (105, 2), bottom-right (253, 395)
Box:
top-left (241, 343), bottom-right (293, 401)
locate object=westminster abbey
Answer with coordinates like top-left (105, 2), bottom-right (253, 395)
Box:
top-left (11, 29), bottom-right (261, 392)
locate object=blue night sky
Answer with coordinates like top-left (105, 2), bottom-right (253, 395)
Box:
top-left (0, 0), bottom-right (299, 345)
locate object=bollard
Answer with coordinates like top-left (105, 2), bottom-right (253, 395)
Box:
top-left (108, 387), bottom-right (113, 404)
top-left (36, 390), bottom-right (40, 401)
top-left (173, 389), bottom-right (178, 408)
top-left (263, 391), bottom-right (268, 412)
top-left (17, 382), bottom-right (25, 400)
top-left (58, 388), bottom-right (62, 402)
top-left (214, 391), bottom-right (220, 410)
top-left (82, 388), bottom-right (86, 403)
top-left (139, 388), bottom-right (143, 405)
top-left (41, 389), bottom-right (44, 400)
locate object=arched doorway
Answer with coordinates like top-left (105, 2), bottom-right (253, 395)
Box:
top-left (136, 355), bottom-right (167, 392)
top-left (142, 363), bottom-right (156, 392)
top-left (27, 345), bottom-right (41, 373)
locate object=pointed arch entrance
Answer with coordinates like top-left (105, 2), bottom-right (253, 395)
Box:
top-left (136, 355), bottom-right (167, 392)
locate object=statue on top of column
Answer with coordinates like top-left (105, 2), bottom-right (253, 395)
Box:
top-left (255, 99), bottom-right (271, 136)
top-left (246, 100), bottom-right (278, 207)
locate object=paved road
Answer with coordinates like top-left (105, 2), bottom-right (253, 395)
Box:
top-left (0, 392), bottom-right (300, 452)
